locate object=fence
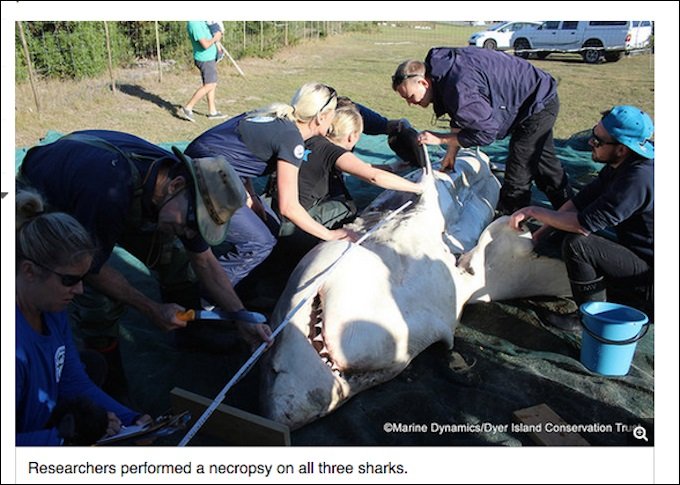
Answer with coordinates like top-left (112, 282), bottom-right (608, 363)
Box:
top-left (15, 21), bottom-right (375, 83)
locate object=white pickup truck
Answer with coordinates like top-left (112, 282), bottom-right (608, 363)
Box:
top-left (511, 20), bottom-right (653, 63)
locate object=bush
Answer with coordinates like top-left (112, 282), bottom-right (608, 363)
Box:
top-left (16, 21), bottom-right (133, 81)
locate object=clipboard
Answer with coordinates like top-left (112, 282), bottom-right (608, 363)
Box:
top-left (96, 411), bottom-right (191, 445)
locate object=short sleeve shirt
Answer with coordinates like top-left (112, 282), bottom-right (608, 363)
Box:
top-left (298, 136), bottom-right (348, 209)
top-left (185, 114), bottom-right (306, 178)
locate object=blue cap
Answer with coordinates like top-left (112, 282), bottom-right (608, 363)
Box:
top-left (602, 105), bottom-right (654, 159)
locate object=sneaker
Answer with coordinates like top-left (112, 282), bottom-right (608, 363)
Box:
top-left (207, 111), bottom-right (228, 120)
top-left (177, 106), bottom-right (195, 122)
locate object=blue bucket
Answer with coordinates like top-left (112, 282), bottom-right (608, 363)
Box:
top-left (579, 302), bottom-right (649, 376)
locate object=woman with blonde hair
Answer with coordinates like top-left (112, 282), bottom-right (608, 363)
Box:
top-left (275, 98), bottom-right (423, 241)
top-left (15, 189), bottom-right (150, 445)
top-left (185, 82), bottom-right (356, 285)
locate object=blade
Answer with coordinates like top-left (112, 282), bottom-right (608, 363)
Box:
top-left (194, 310), bottom-right (225, 320)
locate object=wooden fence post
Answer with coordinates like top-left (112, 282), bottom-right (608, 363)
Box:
top-left (154, 21), bottom-right (162, 83)
top-left (17, 21), bottom-right (41, 113)
top-left (103, 21), bottom-right (116, 92)
top-left (260, 21), bottom-right (264, 52)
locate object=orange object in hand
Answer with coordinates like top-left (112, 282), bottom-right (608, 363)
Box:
top-left (176, 309), bottom-right (196, 322)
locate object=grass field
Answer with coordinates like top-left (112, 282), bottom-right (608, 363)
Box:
top-left (15, 23), bottom-right (654, 148)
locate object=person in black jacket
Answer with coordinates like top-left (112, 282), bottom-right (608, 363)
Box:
top-left (392, 46), bottom-right (572, 215)
top-left (509, 106), bottom-right (654, 330)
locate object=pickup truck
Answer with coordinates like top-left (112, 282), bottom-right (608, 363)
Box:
top-left (511, 20), bottom-right (653, 63)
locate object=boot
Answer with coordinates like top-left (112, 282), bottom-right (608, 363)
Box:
top-left (540, 277), bottom-right (606, 332)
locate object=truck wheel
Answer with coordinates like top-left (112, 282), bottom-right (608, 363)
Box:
top-left (582, 49), bottom-right (602, 64)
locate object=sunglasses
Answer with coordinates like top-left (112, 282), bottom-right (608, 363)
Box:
top-left (391, 73), bottom-right (422, 88)
top-left (318, 85), bottom-right (337, 114)
top-left (590, 128), bottom-right (619, 148)
top-left (26, 258), bottom-right (88, 287)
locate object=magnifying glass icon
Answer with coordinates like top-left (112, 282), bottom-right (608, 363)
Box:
top-left (633, 425), bottom-right (648, 442)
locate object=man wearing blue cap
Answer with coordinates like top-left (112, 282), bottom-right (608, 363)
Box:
top-left (509, 106), bottom-right (654, 330)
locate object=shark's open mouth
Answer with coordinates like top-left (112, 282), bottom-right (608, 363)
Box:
top-left (307, 295), bottom-right (344, 377)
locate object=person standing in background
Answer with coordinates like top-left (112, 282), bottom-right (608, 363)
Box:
top-left (177, 21), bottom-right (228, 122)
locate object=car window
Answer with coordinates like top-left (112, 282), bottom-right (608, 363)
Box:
top-left (562, 21), bottom-right (579, 30)
top-left (542, 21), bottom-right (560, 30)
top-left (589, 21), bottom-right (628, 26)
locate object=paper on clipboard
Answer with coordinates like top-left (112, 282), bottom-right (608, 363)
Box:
top-left (96, 423), bottom-right (150, 445)
top-left (96, 411), bottom-right (191, 445)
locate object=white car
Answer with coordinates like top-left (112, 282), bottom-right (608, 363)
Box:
top-left (468, 21), bottom-right (542, 50)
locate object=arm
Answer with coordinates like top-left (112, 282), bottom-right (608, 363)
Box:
top-left (188, 248), bottom-right (272, 347)
top-left (85, 263), bottom-right (187, 332)
top-left (335, 152), bottom-right (422, 194)
top-left (277, 161), bottom-right (358, 241)
top-left (243, 178), bottom-right (267, 220)
top-left (417, 129), bottom-right (461, 172)
top-left (198, 30), bottom-right (222, 50)
top-left (509, 200), bottom-right (589, 241)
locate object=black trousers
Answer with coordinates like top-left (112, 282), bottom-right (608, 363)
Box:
top-left (562, 233), bottom-right (653, 317)
top-left (498, 96), bottom-right (572, 214)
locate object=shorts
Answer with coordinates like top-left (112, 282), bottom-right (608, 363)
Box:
top-left (195, 60), bottom-right (218, 85)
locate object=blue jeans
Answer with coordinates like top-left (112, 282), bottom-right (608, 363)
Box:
top-left (212, 202), bottom-right (280, 286)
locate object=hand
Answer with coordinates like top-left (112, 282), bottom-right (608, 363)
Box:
top-left (508, 208), bottom-right (532, 231)
top-left (214, 31), bottom-right (223, 41)
top-left (417, 131), bottom-right (442, 145)
top-left (237, 321), bottom-right (273, 351)
top-left (439, 154), bottom-right (456, 172)
top-left (248, 195), bottom-right (268, 222)
top-left (151, 303), bottom-right (189, 332)
top-left (135, 414), bottom-right (153, 427)
top-left (105, 412), bottom-right (123, 437)
top-left (329, 227), bottom-right (360, 242)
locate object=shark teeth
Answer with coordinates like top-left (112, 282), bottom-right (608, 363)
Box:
top-left (307, 295), bottom-right (343, 378)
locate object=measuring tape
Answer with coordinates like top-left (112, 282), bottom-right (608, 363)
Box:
top-left (178, 197), bottom-right (416, 446)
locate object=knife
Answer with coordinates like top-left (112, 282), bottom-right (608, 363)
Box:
top-left (176, 309), bottom-right (267, 324)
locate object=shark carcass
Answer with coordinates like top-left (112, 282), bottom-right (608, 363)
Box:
top-left (261, 148), bottom-right (570, 430)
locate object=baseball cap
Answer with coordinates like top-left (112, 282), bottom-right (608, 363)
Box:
top-left (602, 105), bottom-right (654, 159)
top-left (171, 146), bottom-right (245, 245)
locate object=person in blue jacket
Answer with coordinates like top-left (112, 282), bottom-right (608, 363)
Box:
top-left (16, 189), bottom-right (151, 445)
top-left (509, 106), bottom-right (654, 330)
top-left (185, 82), bottom-right (357, 286)
top-left (392, 46), bottom-right (573, 215)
